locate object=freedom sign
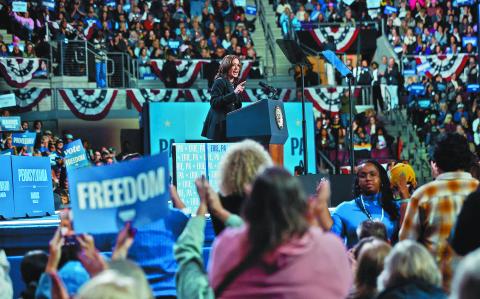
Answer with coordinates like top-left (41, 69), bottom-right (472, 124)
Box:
top-left (69, 153), bottom-right (170, 234)
top-left (64, 139), bottom-right (90, 170)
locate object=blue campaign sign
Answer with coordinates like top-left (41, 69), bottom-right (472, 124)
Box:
top-left (0, 116), bottom-right (21, 131)
top-left (383, 5), bottom-right (398, 15)
top-left (0, 156), bottom-right (14, 219)
top-left (42, 0), bottom-right (55, 10)
top-left (0, 149), bottom-right (13, 156)
top-left (455, 0), bottom-right (474, 6)
top-left (11, 132), bottom-right (36, 147)
top-left (69, 153), bottom-right (170, 234)
top-left (246, 5), bottom-right (257, 15)
top-left (146, 102), bottom-right (316, 176)
top-left (105, 0), bottom-right (116, 7)
top-left (63, 139), bottom-right (90, 170)
top-left (462, 37), bottom-right (477, 48)
top-left (11, 156), bottom-right (54, 217)
top-left (0, 93), bottom-right (16, 109)
top-left (12, 1), bottom-right (27, 12)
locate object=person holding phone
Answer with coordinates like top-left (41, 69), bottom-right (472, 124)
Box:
top-left (202, 55), bottom-right (245, 141)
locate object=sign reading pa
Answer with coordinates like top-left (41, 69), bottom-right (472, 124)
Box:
top-left (69, 153), bottom-right (170, 234)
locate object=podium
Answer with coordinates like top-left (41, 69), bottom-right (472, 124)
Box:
top-left (226, 99), bottom-right (289, 166)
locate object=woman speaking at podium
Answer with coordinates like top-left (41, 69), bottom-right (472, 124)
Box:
top-left (202, 55), bottom-right (246, 141)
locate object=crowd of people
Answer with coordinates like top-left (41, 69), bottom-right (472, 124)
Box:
top-left (1, 135), bottom-right (480, 299)
top-left (0, 113), bottom-right (136, 211)
top-left (0, 0), bottom-right (261, 85)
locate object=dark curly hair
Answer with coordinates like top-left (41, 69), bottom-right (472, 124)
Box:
top-left (433, 133), bottom-right (473, 172)
top-left (354, 159), bottom-right (398, 221)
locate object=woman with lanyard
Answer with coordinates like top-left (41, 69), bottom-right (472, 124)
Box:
top-left (319, 160), bottom-right (400, 248)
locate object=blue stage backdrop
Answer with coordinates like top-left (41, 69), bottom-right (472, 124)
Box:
top-left (11, 156), bottom-right (54, 217)
top-left (69, 153), bottom-right (170, 234)
top-left (0, 156), bottom-right (14, 218)
top-left (144, 102), bottom-right (316, 176)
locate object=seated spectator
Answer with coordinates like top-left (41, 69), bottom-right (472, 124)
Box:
top-left (0, 250), bottom-right (13, 299)
top-left (377, 240), bottom-right (447, 299)
top-left (137, 47), bottom-right (151, 79)
top-left (209, 167), bottom-right (353, 298)
top-left (357, 220), bottom-right (388, 241)
top-left (348, 239), bottom-right (391, 299)
top-left (20, 250), bottom-right (48, 299)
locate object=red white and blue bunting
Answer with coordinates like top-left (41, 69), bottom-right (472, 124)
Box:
top-left (14, 88), bottom-right (51, 112)
top-left (305, 87), bottom-right (347, 114)
top-left (7, 88), bottom-right (343, 118)
top-left (310, 26), bottom-right (359, 53)
top-left (58, 89), bottom-right (118, 120)
top-left (126, 88), bottom-right (296, 112)
top-left (0, 88), bottom-right (51, 112)
top-left (415, 54), bottom-right (469, 80)
top-left (125, 89), bottom-right (181, 111)
top-left (0, 58), bottom-right (40, 88)
top-left (150, 59), bottom-right (253, 87)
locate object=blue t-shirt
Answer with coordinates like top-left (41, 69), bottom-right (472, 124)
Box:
top-left (127, 208), bottom-right (188, 297)
top-left (331, 193), bottom-right (399, 248)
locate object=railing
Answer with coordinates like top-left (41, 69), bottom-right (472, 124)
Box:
top-left (317, 150), bottom-right (337, 174)
top-left (59, 40), bottom-right (88, 77)
top-left (256, 0), bottom-right (277, 76)
top-left (300, 21), bottom-right (379, 29)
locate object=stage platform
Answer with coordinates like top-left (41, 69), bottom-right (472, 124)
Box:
top-left (0, 214), bottom-right (216, 298)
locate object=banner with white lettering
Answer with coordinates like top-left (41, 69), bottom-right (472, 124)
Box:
top-left (69, 153), bottom-right (170, 233)
top-left (64, 139), bottom-right (90, 170)
top-left (0, 93), bottom-right (16, 109)
top-left (11, 132), bottom-right (36, 147)
top-left (12, 1), bottom-right (27, 12)
top-left (0, 116), bottom-right (21, 131)
top-left (11, 156), bottom-right (54, 217)
top-left (0, 156), bottom-right (14, 218)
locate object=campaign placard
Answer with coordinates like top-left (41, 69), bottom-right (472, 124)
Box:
top-left (383, 5), bottom-right (398, 15)
top-left (11, 132), bottom-right (36, 147)
top-left (0, 156), bottom-right (14, 219)
top-left (0, 93), bottom-right (16, 109)
top-left (63, 139), bottom-right (90, 170)
top-left (69, 153), bottom-right (170, 234)
top-left (42, 0), bottom-right (55, 11)
top-left (0, 117), bottom-right (21, 131)
top-left (11, 156), bottom-right (54, 217)
top-left (12, 1), bottom-right (27, 12)
top-left (246, 5), bottom-right (257, 15)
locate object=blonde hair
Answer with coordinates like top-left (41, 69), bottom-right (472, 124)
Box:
top-left (377, 240), bottom-right (442, 292)
top-left (77, 260), bottom-right (153, 299)
top-left (218, 139), bottom-right (273, 196)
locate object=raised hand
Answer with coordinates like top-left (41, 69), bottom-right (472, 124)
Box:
top-left (234, 81), bottom-right (246, 94)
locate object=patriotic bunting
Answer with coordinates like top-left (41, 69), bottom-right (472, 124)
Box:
top-left (58, 89), bottom-right (118, 120)
top-left (0, 58), bottom-right (40, 88)
top-left (415, 54), bottom-right (469, 80)
top-left (310, 26), bottom-right (359, 52)
top-left (305, 87), bottom-right (347, 114)
top-left (14, 88), bottom-right (51, 112)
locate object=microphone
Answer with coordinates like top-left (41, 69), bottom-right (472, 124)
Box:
top-left (259, 81), bottom-right (278, 95)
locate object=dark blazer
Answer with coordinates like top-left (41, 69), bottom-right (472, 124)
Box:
top-left (201, 77), bottom-right (243, 141)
